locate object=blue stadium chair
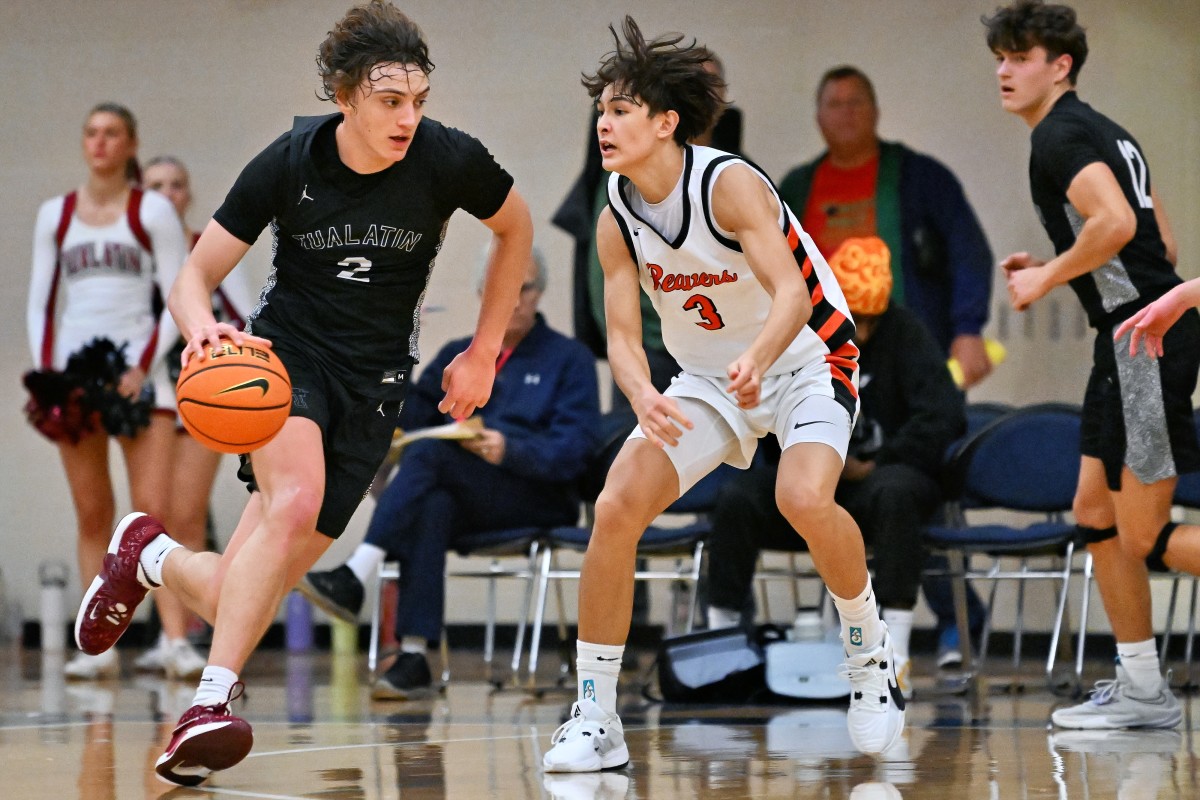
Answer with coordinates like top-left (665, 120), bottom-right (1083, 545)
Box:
top-left (523, 428), bottom-right (736, 688)
top-left (367, 525), bottom-right (550, 687)
top-left (925, 403), bottom-right (1082, 685)
top-left (1162, 425), bottom-right (1200, 687)
top-left (1075, 409), bottom-right (1200, 689)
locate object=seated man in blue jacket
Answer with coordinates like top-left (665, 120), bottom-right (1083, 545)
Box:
top-left (705, 237), bottom-right (967, 698)
top-left (300, 248), bottom-right (600, 698)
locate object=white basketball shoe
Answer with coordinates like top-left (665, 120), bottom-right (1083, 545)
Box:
top-left (842, 627), bottom-right (907, 754)
top-left (542, 698), bottom-right (629, 773)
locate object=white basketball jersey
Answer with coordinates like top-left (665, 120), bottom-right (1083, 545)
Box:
top-left (52, 203), bottom-right (159, 369)
top-left (607, 145), bottom-right (857, 384)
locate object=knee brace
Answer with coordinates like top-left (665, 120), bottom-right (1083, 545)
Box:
top-left (1076, 525), bottom-right (1118, 545)
top-left (1146, 522), bottom-right (1178, 574)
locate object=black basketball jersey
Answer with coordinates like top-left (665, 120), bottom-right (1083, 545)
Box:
top-left (214, 113), bottom-right (513, 398)
top-left (1029, 91), bottom-right (1179, 328)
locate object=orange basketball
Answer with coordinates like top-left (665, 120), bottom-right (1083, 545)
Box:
top-left (175, 339), bottom-right (292, 454)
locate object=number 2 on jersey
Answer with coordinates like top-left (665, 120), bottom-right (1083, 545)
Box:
top-left (336, 256), bottom-right (373, 283)
top-left (683, 294), bottom-right (725, 330)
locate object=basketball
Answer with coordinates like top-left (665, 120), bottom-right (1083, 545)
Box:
top-left (175, 339), bottom-right (292, 454)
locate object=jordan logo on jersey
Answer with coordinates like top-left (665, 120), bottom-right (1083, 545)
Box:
top-left (298, 185), bottom-right (314, 205)
top-left (647, 262), bottom-right (739, 293)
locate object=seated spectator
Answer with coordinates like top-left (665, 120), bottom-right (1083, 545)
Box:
top-left (300, 248), bottom-right (601, 698)
top-left (705, 237), bottom-right (967, 697)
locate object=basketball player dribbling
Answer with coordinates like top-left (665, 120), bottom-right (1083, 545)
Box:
top-left (542, 18), bottom-right (904, 774)
top-left (985, 0), bottom-right (1199, 730)
top-left (72, 1), bottom-right (533, 786)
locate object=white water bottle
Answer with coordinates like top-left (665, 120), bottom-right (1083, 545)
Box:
top-left (39, 561), bottom-right (69, 653)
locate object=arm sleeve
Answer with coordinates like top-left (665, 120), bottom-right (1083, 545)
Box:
top-left (139, 192), bottom-right (187, 372)
top-left (500, 341), bottom-right (601, 483)
top-left (212, 132), bottom-right (291, 245)
top-left (27, 199), bottom-right (61, 369)
top-left (919, 156), bottom-right (994, 338)
top-left (876, 316), bottom-right (967, 475)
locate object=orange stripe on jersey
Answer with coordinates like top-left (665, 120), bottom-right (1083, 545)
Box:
top-left (828, 364), bottom-right (858, 398)
top-left (787, 223), bottom-right (800, 251)
top-left (825, 355), bottom-right (858, 374)
top-left (830, 341), bottom-right (860, 360)
top-left (816, 309), bottom-right (848, 343)
top-left (800, 256), bottom-right (813, 279)
top-left (810, 283), bottom-right (825, 305)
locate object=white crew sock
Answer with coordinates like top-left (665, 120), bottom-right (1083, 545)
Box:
top-left (707, 606), bottom-right (742, 630)
top-left (400, 636), bottom-right (427, 654)
top-left (830, 578), bottom-right (883, 653)
top-left (139, 534), bottom-right (183, 588)
top-left (576, 640), bottom-right (623, 716)
top-left (192, 665), bottom-right (238, 708)
top-left (1117, 638), bottom-right (1164, 694)
top-left (882, 608), bottom-right (914, 662)
top-left (346, 543), bottom-right (387, 586)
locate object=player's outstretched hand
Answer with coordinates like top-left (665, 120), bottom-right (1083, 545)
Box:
top-left (181, 321), bottom-right (272, 367)
top-left (726, 356), bottom-right (763, 409)
top-left (439, 345), bottom-right (495, 420)
top-left (633, 389), bottom-right (693, 448)
top-left (1114, 296), bottom-right (1185, 359)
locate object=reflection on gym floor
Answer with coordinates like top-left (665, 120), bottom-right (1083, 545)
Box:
top-left (2, 648), bottom-right (1197, 799)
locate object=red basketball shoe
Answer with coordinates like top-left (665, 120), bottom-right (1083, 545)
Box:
top-left (156, 684), bottom-right (253, 786)
top-left (75, 512), bottom-right (163, 655)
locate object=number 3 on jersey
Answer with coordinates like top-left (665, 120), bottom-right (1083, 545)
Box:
top-left (683, 294), bottom-right (725, 330)
top-left (337, 256), bottom-right (373, 283)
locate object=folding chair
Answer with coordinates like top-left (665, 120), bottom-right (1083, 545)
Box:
top-left (523, 455), bottom-right (736, 689)
top-left (367, 526), bottom-right (547, 686)
top-left (925, 403), bottom-right (1082, 686)
top-left (1076, 409), bottom-right (1200, 689)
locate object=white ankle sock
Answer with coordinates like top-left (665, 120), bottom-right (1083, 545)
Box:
top-left (193, 665), bottom-right (237, 708)
top-left (346, 544), bottom-right (387, 585)
top-left (139, 534), bottom-right (182, 588)
top-left (1117, 639), bottom-right (1164, 694)
top-left (576, 640), bottom-right (623, 715)
top-left (882, 608), bottom-right (914, 662)
top-left (707, 606), bottom-right (742, 630)
top-left (400, 636), bottom-right (427, 654)
top-left (830, 578), bottom-right (883, 653)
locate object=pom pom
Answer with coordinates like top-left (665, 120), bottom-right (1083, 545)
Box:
top-left (22, 369), bottom-right (96, 443)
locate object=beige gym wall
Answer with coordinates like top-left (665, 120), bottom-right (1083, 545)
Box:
top-left (1, 0), bottom-right (1196, 641)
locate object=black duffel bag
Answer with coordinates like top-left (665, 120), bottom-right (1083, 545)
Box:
top-left (655, 625), bottom-right (786, 703)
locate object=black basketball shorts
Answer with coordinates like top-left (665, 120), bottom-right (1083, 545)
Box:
top-left (1082, 308), bottom-right (1200, 491)
top-left (237, 340), bottom-right (408, 538)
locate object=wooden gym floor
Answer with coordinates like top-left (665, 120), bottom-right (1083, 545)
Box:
top-left (2, 646), bottom-right (1198, 799)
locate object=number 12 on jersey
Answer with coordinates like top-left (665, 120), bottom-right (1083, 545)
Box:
top-left (1117, 139), bottom-right (1153, 210)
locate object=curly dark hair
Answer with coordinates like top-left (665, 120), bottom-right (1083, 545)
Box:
top-left (983, 0), bottom-right (1088, 85)
top-left (581, 16), bottom-right (725, 146)
top-left (316, 1), bottom-right (434, 104)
